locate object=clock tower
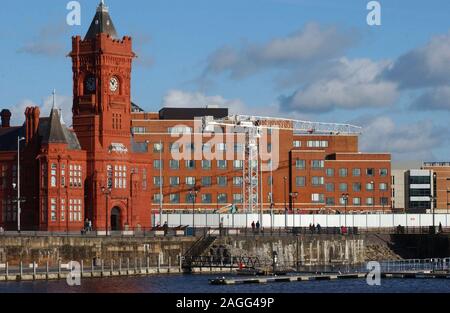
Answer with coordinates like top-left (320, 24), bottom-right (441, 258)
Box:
top-left (70, 1), bottom-right (138, 228)
top-left (71, 0), bottom-right (135, 152)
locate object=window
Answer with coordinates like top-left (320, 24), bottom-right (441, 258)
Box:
top-left (366, 182), bottom-right (374, 191)
top-left (326, 168), bottom-right (334, 177)
top-left (169, 194), bottom-right (180, 204)
top-left (202, 177), bottom-right (212, 187)
top-left (380, 168), bottom-right (388, 177)
top-left (312, 177), bottom-right (324, 186)
top-left (353, 197), bottom-right (361, 206)
top-left (69, 164), bottom-right (82, 188)
top-left (106, 165), bottom-right (113, 189)
top-left (296, 160), bottom-right (306, 170)
top-left (170, 160), bottom-right (180, 170)
top-left (352, 168), bottom-right (361, 177)
top-left (50, 198), bottom-right (57, 222)
top-left (69, 199), bottom-right (82, 222)
top-left (153, 194), bottom-right (162, 204)
top-left (267, 143), bottom-right (272, 153)
top-left (366, 197), bottom-right (374, 206)
top-left (293, 140), bottom-right (301, 148)
top-left (233, 177), bottom-right (243, 186)
top-left (185, 160), bottom-right (195, 169)
top-left (201, 194), bottom-right (212, 204)
top-left (307, 140), bottom-right (328, 148)
top-left (353, 183), bottom-right (362, 192)
top-left (326, 183), bottom-right (334, 192)
top-left (311, 160), bottom-right (325, 169)
top-left (339, 183), bottom-right (348, 192)
top-left (380, 197), bottom-right (389, 206)
top-left (326, 197), bottom-right (335, 205)
top-left (234, 143), bottom-right (244, 153)
top-left (366, 168), bottom-right (375, 176)
top-left (296, 176), bottom-right (306, 187)
top-left (153, 160), bottom-right (163, 169)
top-left (0, 165), bottom-right (7, 190)
top-left (170, 177), bottom-right (180, 187)
top-left (153, 143), bottom-right (163, 152)
top-left (168, 126), bottom-right (192, 134)
top-left (217, 160), bottom-right (227, 169)
top-left (339, 168), bottom-right (348, 177)
top-left (114, 165), bottom-right (127, 189)
top-left (153, 177), bottom-right (163, 187)
top-left (61, 199), bottom-right (65, 221)
top-left (217, 143), bottom-right (227, 151)
top-left (61, 164), bottom-right (66, 187)
top-left (268, 176), bottom-right (273, 186)
top-left (202, 160), bottom-right (211, 170)
top-left (218, 176), bottom-right (228, 187)
top-left (51, 163), bottom-right (57, 187)
top-left (233, 160), bottom-right (243, 170)
top-left (233, 194), bottom-right (243, 204)
top-left (379, 183), bottom-right (388, 191)
top-left (203, 143), bottom-right (211, 153)
top-left (186, 177), bottom-right (196, 186)
top-left (185, 143), bottom-right (195, 152)
top-left (217, 193), bottom-right (228, 204)
top-left (170, 143), bottom-right (180, 153)
top-left (409, 176), bottom-right (431, 184)
top-left (132, 127), bottom-right (147, 134)
top-left (311, 193), bottom-right (325, 203)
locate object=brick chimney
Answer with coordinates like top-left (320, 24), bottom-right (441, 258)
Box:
top-left (25, 107), bottom-right (40, 143)
top-left (1, 109), bottom-right (11, 128)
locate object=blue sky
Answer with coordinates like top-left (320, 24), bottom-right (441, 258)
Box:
top-left (0, 0), bottom-right (449, 165)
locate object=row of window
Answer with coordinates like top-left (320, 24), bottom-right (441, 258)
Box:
top-left (0, 164), bottom-right (17, 190)
top-left (293, 140), bottom-right (329, 148)
top-left (1, 199), bottom-right (17, 222)
top-left (152, 142), bottom-right (247, 153)
top-left (153, 176), bottom-right (243, 187)
top-left (312, 193), bottom-right (389, 206)
top-left (50, 198), bottom-right (83, 222)
top-left (49, 163), bottom-right (83, 189)
top-left (294, 162), bottom-right (389, 178)
top-left (154, 160), bottom-right (245, 170)
top-left (295, 177), bottom-right (388, 191)
top-left (153, 193), bottom-right (242, 204)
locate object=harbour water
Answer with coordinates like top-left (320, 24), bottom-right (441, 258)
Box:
top-left (1, 274), bottom-right (450, 293)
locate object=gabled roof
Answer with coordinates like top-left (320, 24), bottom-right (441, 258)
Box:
top-left (42, 108), bottom-right (67, 145)
top-left (85, 1), bottom-right (118, 40)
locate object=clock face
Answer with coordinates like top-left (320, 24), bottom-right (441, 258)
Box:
top-left (85, 77), bottom-right (96, 92)
top-left (109, 76), bottom-right (119, 92)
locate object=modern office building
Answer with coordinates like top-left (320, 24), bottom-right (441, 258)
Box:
top-left (0, 1), bottom-right (392, 232)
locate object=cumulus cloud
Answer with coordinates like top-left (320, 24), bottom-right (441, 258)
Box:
top-left (359, 115), bottom-right (447, 161)
top-left (410, 86), bottom-right (450, 111)
top-left (203, 22), bottom-right (358, 79)
top-left (384, 32), bottom-right (450, 89)
top-left (279, 58), bottom-right (398, 113)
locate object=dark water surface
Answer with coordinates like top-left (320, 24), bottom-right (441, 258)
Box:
top-left (1, 274), bottom-right (450, 293)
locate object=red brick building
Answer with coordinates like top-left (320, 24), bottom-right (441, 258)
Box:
top-left (0, 2), bottom-right (391, 232)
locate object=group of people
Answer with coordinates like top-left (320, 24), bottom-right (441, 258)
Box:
top-left (309, 223), bottom-right (322, 234)
top-left (251, 221), bottom-right (261, 233)
top-left (83, 219), bottom-right (93, 232)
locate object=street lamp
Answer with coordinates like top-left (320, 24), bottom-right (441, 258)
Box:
top-left (190, 187), bottom-right (199, 235)
top-left (15, 136), bottom-right (26, 233)
top-left (290, 192), bottom-right (298, 229)
top-left (283, 177), bottom-right (288, 212)
top-left (101, 186), bottom-right (112, 236)
top-left (342, 193), bottom-right (349, 227)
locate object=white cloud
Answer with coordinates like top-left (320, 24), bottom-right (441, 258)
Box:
top-left (280, 58), bottom-right (399, 113)
top-left (384, 31), bottom-right (450, 88)
top-left (204, 22), bottom-right (358, 79)
top-left (8, 94), bottom-right (73, 127)
top-left (359, 115), bottom-right (447, 161)
top-left (411, 85), bottom-right (450, 111)
top-left (162, 90), bottom-right (246, 115)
